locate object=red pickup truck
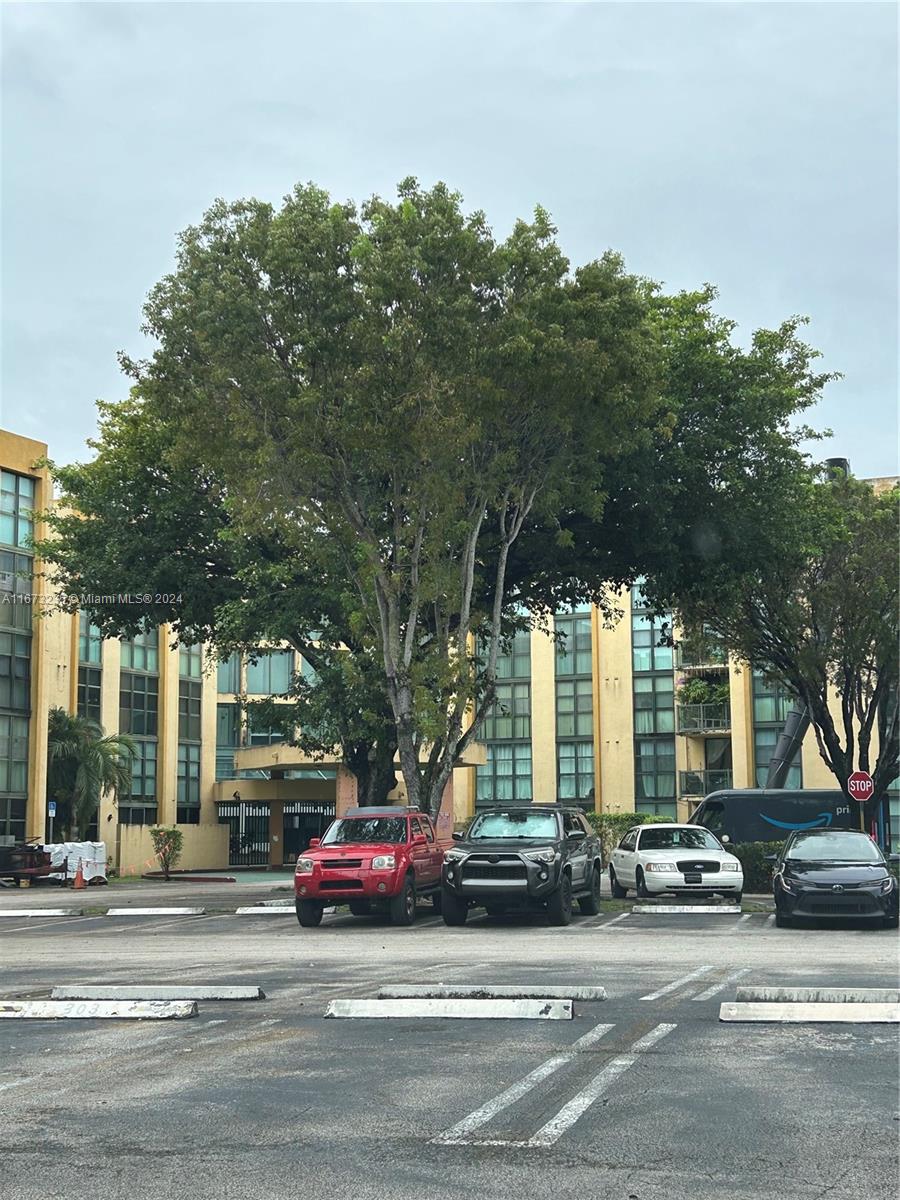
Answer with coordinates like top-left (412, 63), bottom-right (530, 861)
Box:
top-left (294, 806), bottom-right (452, 928)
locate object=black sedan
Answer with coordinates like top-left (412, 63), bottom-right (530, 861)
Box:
top-left (771, 829), bottom-right (899, 929)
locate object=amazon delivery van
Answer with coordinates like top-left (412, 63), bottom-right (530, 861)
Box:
top-left (689, 789), bottom-right (855, 846)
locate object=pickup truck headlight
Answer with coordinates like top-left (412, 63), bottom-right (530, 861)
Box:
top-left (722, 863), bottom-right (740, 872)
top-left (522, 848), bottom-right (558, 864)
top-left (646, 862), bottom-right (677, 873)
top-left (371, 854), bottom-right (396, 870)
top-left (445, 849), bottom-right (467, 862)
top-left (295, 857), bottom-right (315, 874)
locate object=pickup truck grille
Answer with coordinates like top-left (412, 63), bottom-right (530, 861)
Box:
top-left (319, 879), bottom-right (364, 891)
top-left (675, 860), bottom-right (720, 874)
top-left (462, 857), bottom-right (527, 882)
top-left (322, 859), bottom-right (363, 869)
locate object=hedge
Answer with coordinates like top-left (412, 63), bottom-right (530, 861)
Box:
top-left (727, 840), bottom-right (784, 894)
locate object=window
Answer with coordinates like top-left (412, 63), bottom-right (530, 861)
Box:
top-left (555, 614), bottom-right (592, 677)
top-left (217, 652), bottom-right (241, 694)
top-left (216, 703), bottom-right (242, 781)
top-left (119, 805), bottom-right (157, 826)
top-left (246, 649), bottom-right (293, 695)
top-left (121, 740), bottom-right (157, 824)
top-left (618, 828), bottom-right (639, 852)
top-left (482, 682), bottom-right (531, 740)
top-left (495, 629), bottom-right (531, 680)
top-left (556, 677), bottom-right (593, 737)
top-left (121, 629), bottom-right (159, 673)
top-left (177, 742), bottom-right (200, 806)
top-left (178, 680), bottom-right (202, 742)
top-left (635, 737), bottom-right (676, 802)
top-left (78, 612), bottom-right (102, 664)
top-left (0, 713), bottom-right (29, 797)
top-left (557, 741), bottom-right (594, 801)
top-left (752, 669), bottom-right (802, 787)
top-left (177, 806), bottom-right (200, 825)
top-left (77, 666), bottom-right (102, 723)
top-left (178, 643), bottom-right (202, 679)
top-left (0, 470), bottom-right (35, 549)
top-left (631, 611), bottom-right (673, 672)
top-left (633, 674), bottom-right (675, 734)
top-left (476, 742), bottom-right (533, 802)
top-left (0, 632), bottom-right (31, 710)
top-left (119, 672), bottom-right (159, 736)
top-left (0, 550), bottom-right (33, 632)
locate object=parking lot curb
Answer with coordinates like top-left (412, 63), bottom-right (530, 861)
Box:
top-left (719, 1001), bottom-right (900, 1023)
top-left (378, 984), bottom-right (607, 1001)
top-left (0, 909), bottom-right (81, 917)
top-left (0, 1000), bottom-right (199, 1020)
top-left (324, 998), bottom-right (574, 1020)
top-left (235, 906), bottom-right (294, 915)
top-left (51, 985), bottom-right (266, 1001)
top-left (634, 905), bottom-right (741, 914)
top-left (735, 986), bottom-right (900, 1004)
top-left (105, 907), bottom-right (206, 916)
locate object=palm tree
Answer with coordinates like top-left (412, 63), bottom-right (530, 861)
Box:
top-left (47, 708), bottom-right (136, 840)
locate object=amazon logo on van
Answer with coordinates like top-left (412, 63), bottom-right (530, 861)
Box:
top-left (760, 812), bottom-right (833, 831)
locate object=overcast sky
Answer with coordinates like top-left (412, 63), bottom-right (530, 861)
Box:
top-left (2, 1), bottom-right (897, 475)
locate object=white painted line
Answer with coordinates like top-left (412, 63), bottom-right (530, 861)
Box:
top-left (691, 968), bottom-right (752, 1001)
top-left (324, 998), bottom-right (573, 1020)
top-left (236, 906), bottom-right (295, 915)
top-left (0, 914), bottom-right (108, 935)
top-left (379, 984), bottom-right (607, 1001)
top-left (720, 1002), bottom-right (900, 1024)
top-left (105, 908), bottom-right (205, 917)
top-left (633, 905), bottom-right (741, 915)
top-left (431, 1021), bottom-right (614, 1143)
top-left (764, 914), bottom-right (776, 928)
top-left (0, 1000), bottom-right (198, 1020)
top-left (0, 1080), bottom-right (27, 1093)
top-left (528, 1023), bottom-right (677, 1146)
top-left (0, 909), bottom-right (81, 918)
top-left (735, 986), bottom-right (900, 1004)
top-left (640, 965), bottom-right (715, 1001)
top-left (735, 914), bottom-right (753, 928)
top-left (51, 985), bottom-right (264, 1001)
top-left (598, 913), bottom-right (630, 930)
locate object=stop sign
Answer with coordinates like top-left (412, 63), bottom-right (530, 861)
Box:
top-left (847, 771), bottom-right (874, 803)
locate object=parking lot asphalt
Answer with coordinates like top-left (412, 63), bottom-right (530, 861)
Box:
top-left (1, 896), bottom-right (897, 1200)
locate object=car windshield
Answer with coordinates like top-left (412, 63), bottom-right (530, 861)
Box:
top-left (785, 832), bottom-right (884, 863)
top-left (467, 811), bottom-right (559, 840)
top-left (321, 818), bottom-right (407, 845)
top-left (639, 828), bottom-right (722, 851)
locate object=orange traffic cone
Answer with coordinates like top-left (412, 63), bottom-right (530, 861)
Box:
top-left (73, 858), bottom-right (85, 890)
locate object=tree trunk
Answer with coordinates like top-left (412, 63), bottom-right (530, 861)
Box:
top-left (345, 732), bottom-right (399, 807)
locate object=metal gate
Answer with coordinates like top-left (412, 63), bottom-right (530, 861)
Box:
top-left (217, 803), bottom-right (271, 866)
top-left (283, 801), bottom-right (335, 863)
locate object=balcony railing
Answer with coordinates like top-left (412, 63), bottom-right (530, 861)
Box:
top-left (679, 769), bottom-right (733, 797)
top-left (676, 703), bottom-right (731, 735)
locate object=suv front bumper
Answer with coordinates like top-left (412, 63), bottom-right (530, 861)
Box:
top-left (442, 853), bottom-right (560, 903)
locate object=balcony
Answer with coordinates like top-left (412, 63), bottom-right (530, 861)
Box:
top-left (679, 769), bottom-right (733, 797)
top-left (676, 703), bottom-right (731, 736)
top-left (675, 645), bottom-right (728, 671)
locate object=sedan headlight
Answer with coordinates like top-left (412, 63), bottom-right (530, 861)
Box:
top-left (371, 854), bottom-right (396, 870)
top-left (721, 863), bottom-right (740, 873)
top-left (779, 875), bottom-right (800, 893)
top-left (522, 848), bottom-right (559, 864)
top-left (878, 875), bottom-right (895, 894)
top-left (646, 862), bottom-right (677, 873)
top-left (295, 857), bottom-right (315, 874)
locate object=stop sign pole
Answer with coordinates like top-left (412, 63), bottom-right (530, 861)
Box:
top-left (847, 771), bottom-right (874, 831)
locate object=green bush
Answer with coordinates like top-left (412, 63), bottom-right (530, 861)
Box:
top-left (149, 825), bottom-right (184, 881)
top-left (586, 811), bottom-right (674, 866)
top-left (728, 840), bottom-right (785, 893)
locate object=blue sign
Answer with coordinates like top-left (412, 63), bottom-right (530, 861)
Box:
top-left (48, 801), bottom-right (57, 818)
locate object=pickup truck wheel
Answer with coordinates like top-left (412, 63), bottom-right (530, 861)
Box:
top-left (609, 867), bottom-right (627, 899)
top-left (296, 899), bottom-right (324, 928)
top-left (389, 875), bottom-right (416, 926)
top-left (578, 866), bottom-right (603, 915)
top-left (348, 901), bottom-right (371, 917)
top-left (547, 873), bottom-right (573, 926)
top-left (441, 886), bottom-right (468, 926)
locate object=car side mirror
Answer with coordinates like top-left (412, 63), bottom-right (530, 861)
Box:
top-left (412, 834), bottom-right (427, 846)
top-left (568, 829), bottom-right (586, 841)
top-left (763, 854), bottom-right (777, 863)
top-left (308, 838), bottom-right (320, 849)
top-left (452, 831), bottom-right (464, 841)
top-left (889, 853), bottom-right (900, 864)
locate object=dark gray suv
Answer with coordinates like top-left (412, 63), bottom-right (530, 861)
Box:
top-left (440, 805), bottom-right (603, 926)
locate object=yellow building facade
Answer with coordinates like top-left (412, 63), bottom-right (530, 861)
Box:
top-left (2, 426), bottom-right (895, 872)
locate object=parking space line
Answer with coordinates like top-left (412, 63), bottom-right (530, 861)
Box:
top-left (431, 1020), bottom-right (614, 1144)
top-left (0, 913), bottom-right (108, 935)
top-left (597, 913), bottom-right (630, 930)
top-left (639, 965), bottom-right (715, 1001)
top-left (528, 1023), bottom-right (676, 1146)
top-left (691, 968), bottom-right (751, 1001)
top-left (764, 914), bottom-right (776, 928)
top-left (735, 914), bottom-right (753, 928)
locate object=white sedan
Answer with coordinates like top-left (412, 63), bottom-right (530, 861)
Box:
top-left (609, 823), bottom-right (743, 901)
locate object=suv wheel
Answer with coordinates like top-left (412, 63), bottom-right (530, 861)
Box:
top-left (296, 899), bottom-right (323, 928)
top-left (389, 875), bottom-right (416, 926)
top-left (578, 866), bottom-right (603, 915)
top-left (609, 867), bottom-right (627, 898)
top-left (441, 886), bottom-right (468, 926)
top-left (547, 873), bottom-right (573, 926)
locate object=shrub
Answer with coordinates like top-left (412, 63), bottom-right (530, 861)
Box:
top-left (586, 811), bottom-right (674, 866)
top-left (728, 840), bottom-right (785, 893)
top-left (149, 825), bottom-right (184, 881)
